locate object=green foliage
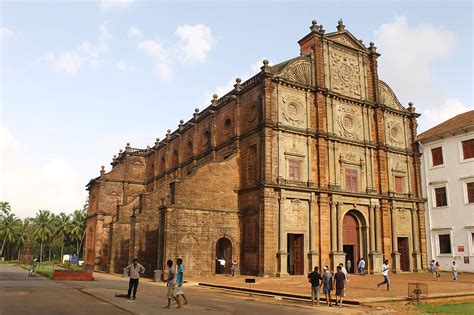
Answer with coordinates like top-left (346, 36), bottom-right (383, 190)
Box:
top-left (0, 212), bottom-right (22, 257)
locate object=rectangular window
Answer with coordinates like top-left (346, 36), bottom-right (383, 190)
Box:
top-left (438, 234), bottom-right (452, 254)
top-left (395, 176), bottom-right (403, 193)
top-left (467, 182), bottom-right (474, 204)
top-left (288, 160), bottom-right (301, 181)
top-left (345, 169), bottom-right (358, 192)
top-left (434, 187), bottom-right (448, 207)
top-left (431, 147), bottom-right (444, 166)
top-left (462, 139), bottom-right (474, 160)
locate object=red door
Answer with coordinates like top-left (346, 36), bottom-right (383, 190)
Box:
top-left (343, 214), bottom-right (359, 270)
top-left (293, 234), bottom-right (304, 275)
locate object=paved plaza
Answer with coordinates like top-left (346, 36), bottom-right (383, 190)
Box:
top-left (190, 271), bottom-right (474, 304)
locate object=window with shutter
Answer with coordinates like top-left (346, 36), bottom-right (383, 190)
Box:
top-left (434, 187), bottom-right (448, 207)
top-left (395, 176), bottom-right (403, 193)
top-left (467, 182), bottom-right (474, 204)
top-left (288, 160), bottom-right (301, 181)
top-left (345, 169), bottom-right (358, 192)
top-left (438, 234), bottom-right (452, 254)
top-left (431, 147), bottom-right (443, 166)
top-left (462, 139), bottom-right (474, 160)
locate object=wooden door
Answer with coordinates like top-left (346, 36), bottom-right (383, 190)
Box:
top-left (398, 237), bottom-right (410, 271)
top-left (293, 234), bottom-right (304, 275)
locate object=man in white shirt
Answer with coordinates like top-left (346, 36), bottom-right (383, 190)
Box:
top-left (358, 258), bottom-right (366, 276)
top-left (377, 260), bottom-right (390, 291)
top-left (451, 261), bottom-right (458, 282)
top-left (124, 258), bottom-right (145, 299)
top-left (164, 259), bottom-right (182, 309)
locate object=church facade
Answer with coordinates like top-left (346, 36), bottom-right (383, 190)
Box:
top-left (84, 20), bottom-right (427, 276)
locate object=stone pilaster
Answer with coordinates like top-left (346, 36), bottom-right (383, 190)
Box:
top-left (276, 191), bottom-right (289, 277)
top-left (391, 205), bottom-right (401, 273)
top-left (411, 205), bottom-right (421, 272)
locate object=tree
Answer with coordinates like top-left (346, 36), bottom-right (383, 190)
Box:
top-left (32, 210), bottom-right (53, 263)
top-left (53, 212), bottom-right (71, 261)
top-left (0, 213), bottom-right (21, 257)
top-left (69, 208), bottom-right (87, 258)
top-left (15, 218), bottom-right (32, 261)
top-left (0, 202), bottom-right (11, 219)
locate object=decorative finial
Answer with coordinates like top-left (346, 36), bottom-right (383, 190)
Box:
top-left (101, 165), bottom-right (105, 170)
top-left (147, 145), bottom-right (150, 149)
top-left (234, 77), bottom-right (242, 91)
top-left (126, 142), bottom-right (130, 147)
top-left (310, 20), bottom-right (319, 32)
top-left (100, 166), bottom-right (105, 176)
top-left (263, 59), bottom-right (269, 66)
top-left (318, 24), bottom-right (325, 35)
top-left (211, 94), bottom-right (218, 106)
top-left (194, 107), bottom-right (200, 120)
top-left (408, 102), bottom-right (416, 113)
top-left (194, 107), bottom-right (199, 113)
top-left (180, 119), bottom-right (184, 124)
top-left (167, 129), bottom-right (171, 134)
top-left (119, 149), bottom-right (123, 153)
top-left (337, 18), bottom-right (345, 32)
top-left (156, 137), bottom-right (160, 143)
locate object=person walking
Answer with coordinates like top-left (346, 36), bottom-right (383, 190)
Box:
top-left (164, 260), bottom-right (182, 309)
top-left (435, 261), bottom-right (441, 280)
top-left (333, 265), bottom-right (346, 308)
top-left (307, 266), bottom-right (322, 306)
top-left (429, 260), bottom-right (436, 278)
top-left (339, 263), bottom-right (348, 289)
top-left (346, 259), bottom-right (352, 273)
top-left (231, 260), bottom-right (238, 277)
top-left (358, 258), bottom-right (366, 276)
top-left (176, 258), bottom-right (189, 305)
top-left (451, 261), bottom-right (458, 282)
top-left (124, 258), bottom-right (145, 299)
top-left (322, 266), bottom-right (333, 307)
top-left (377, 260), bottom-right (390, 291)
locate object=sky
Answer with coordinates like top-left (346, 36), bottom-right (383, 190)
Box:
top-left (1, 0), bottom-right (473, 218)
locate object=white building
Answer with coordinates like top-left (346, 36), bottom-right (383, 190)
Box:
top-left (418, 110), bottom-right (474, 273)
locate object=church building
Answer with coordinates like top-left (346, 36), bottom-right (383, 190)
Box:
top-left (85, 19), bottom-right (426, 276)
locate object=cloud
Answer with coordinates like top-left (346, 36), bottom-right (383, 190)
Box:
top-left (116, 60), bottom-right (135, 72)
top-left (128, 26), bottom-right (143, 38)
top-left (374, 16), bottom-right (456, 101)
top-left (203, 58), bottom-right (269, 105)
top-left (137, 38), bottom-right (172, 80)
top-left (420, 99), bottom-right (470, 132)
top-left (0, 26), bottom-right (14, 41)
top-left (0, 127), bottom-right (86, 218)
top-left (176, 24), bottom-right (214, 63)
top-left (46, 21), bottom-right (110, 75)
top-left (100, 0), bottom-right (134, 11)
top-left (135, 24), bottom-right (215, 79)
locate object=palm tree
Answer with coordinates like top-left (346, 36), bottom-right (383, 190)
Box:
top-left (0, 213), bottom-right (21, 257)
top-left (0, 201), bottom-right (11, 218)
top-left (69, 209), bottom-right (87, 258)
top-left (32, 210), bottom-right (53, 263)
top-left (15, 218), bottom-right (32, 261)
top-left (54, 212), bottom-right (71, 261)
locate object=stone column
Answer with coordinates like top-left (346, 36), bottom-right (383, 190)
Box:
top-left (411, 204), bottom-right (421, 272)
top-left (375, 205), bottom-right (382, 252)
top-left (391, 205), bottom-right (401, 273)
top-left (330, 201), bottom-right (337, 252)
top-left (308, 194), bottom-right (319, 271)
top-left (337, 202), bottom-right (344, 253)
top-left (277, 192), bottom-right (289, 277)
top-left (369, 205), bottom-right (376, 252)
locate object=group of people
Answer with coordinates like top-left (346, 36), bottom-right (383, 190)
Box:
top-left (123, 258), bottom-right (188, 309)
top-left (429, 260), bottom-right (459, 282)
top-left (307, 260), bottom-right (391, 307)
top-left (215, 257), bottom-right (239, 276)
top-left (346, 258), bottom-right (366, 275)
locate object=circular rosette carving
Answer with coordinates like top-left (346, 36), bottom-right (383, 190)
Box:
top-left (388, 123), bottom-right (402, 144)
top-left (341, 113), bottom-right (355, 131)
top-left (281, 96), bottom-right (304, 126)
top-left (337, 64), bottom-right (353, 82)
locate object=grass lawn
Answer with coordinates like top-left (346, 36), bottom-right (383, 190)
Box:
top-left (17, 263), bottom-right (55, 278)
top-left (417, 302), bottom-right (474, 314)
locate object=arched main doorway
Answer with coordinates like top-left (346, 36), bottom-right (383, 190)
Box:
top-left (215, 237), bottom-right (232, 274)
top-left (343, 211), bottom-right (367, 274)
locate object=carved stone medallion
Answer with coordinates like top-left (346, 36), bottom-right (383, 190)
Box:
top-left (281, 95), bottom-right (304, 126)
top-left (330, 47), bottom-right (361, 98)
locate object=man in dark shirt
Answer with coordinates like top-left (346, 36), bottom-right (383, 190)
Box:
top-left (333, 265), bottom-right (346, 308)
top-left (307, 266), bottom-right (323, 306)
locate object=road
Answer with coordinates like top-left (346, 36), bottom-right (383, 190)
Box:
top-left (0, 264), bottom-right (356, 314)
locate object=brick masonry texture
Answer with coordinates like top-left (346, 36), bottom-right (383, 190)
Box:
top-left (85, 20), bottom-right (426, 277)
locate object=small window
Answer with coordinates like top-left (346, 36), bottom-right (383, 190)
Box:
top-left (345, 169), bottom-right (358, 192)
top-left (434, 187), bottom-right (448, 207)
top-left (288, 160), bottom-right (301, 181)
top-left (395, 176), bottom-right (403, 193)
top-left (462, 139), bottom-right (474, 160)
top-left (438, 234), bottom-right (451, 254)
top-left (431, 147), bottom-right (444, 166)
top-left (467, 182), bottom-right (474, 204)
